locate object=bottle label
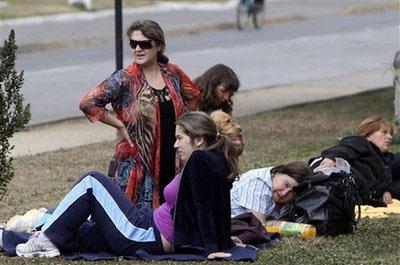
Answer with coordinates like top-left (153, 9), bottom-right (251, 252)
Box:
top-left (281, 222), bottom-right (304, 236)
top-left (265, 221), bottom-right (316, 239)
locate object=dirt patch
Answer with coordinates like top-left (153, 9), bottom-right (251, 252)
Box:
top-left (0, 0), bottom-right (229, 20)
top-left (344, 2), bottom-right (400, 15)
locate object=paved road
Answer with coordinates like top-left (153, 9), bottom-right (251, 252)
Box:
top-left (5, 1), bottom-right (399, 156)
top-left (16, 9), bottom-right (399, 125)
top-left (3, 0), bottom-right (395, 49)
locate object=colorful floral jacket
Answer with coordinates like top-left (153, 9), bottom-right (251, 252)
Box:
top-left (80, 62), bottom-right (200, 208)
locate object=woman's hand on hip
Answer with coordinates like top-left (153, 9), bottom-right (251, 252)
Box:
top-left (117, 126), bottom-right (134, 147)
top-left (100, 113), bottom-right (133, 147)
top-left (207, 252), bottom-right (232, 260)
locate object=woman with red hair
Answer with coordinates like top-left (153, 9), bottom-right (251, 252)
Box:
top-left (319, 116), bottom-right (397, 205)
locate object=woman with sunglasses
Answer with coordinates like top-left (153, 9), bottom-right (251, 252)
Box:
top-left (80, 20), bottom-right (200, 209)
top-left (12, 112), bottom-right (239, 260)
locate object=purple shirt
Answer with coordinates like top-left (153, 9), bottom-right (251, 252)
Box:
top-left (153, 172), bottom-right (182, 243)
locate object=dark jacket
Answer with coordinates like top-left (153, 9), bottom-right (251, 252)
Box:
top-left (231, 212), bottom-right (277, 245)
top-left (321, 136), bottom-right (393, 202)
top-left (173, 150), bottom-right (234, 256)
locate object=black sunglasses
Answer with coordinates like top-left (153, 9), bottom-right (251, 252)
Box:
top-left (129, 39), bottom-right (154, 50)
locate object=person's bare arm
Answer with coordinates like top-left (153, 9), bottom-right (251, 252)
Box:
top-left (320, 158), bottom-right (335, 167)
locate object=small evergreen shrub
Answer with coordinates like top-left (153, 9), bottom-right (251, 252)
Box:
top-left (0, 29), bottom-right (31, 201)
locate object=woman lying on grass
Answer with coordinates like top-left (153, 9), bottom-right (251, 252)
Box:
top-left (230, 161), bottom-right (311, 224)
top-left (5, 112), bottom-right (240, 259)
top-left (318, 116), bottom-right (399, 205)
top-left (209, 110), bottom-right (310, 225)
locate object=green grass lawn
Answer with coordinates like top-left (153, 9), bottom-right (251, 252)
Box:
top-left (0, 87), bottom-right (399, 264)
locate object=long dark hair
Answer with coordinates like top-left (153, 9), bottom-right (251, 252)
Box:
top-left (126, 19), bottom-right (169, 64)
top-left (270, 161), bottom-right (311, 184)
top-left (176, 111), bottom-right (239, 182)
top-left (194, 64), bottom-right (240, 114)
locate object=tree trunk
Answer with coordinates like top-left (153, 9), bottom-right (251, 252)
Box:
top-left (393, 50), bottom-right (400, 131)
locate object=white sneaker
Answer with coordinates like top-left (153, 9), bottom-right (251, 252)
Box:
top-left (16, 232), bottom-right (60, 258)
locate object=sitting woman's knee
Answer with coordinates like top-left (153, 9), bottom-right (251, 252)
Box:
top-left (76, 171), bottom-right (108, 184)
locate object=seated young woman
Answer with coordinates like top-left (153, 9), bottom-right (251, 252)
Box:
top-left (318, 116), bottom-right (397, 205)
top-left (8, 111), bottom-right (240, 259)
top-left (230, 161), bottom-right (311, 224)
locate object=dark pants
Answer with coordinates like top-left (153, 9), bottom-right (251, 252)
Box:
top-left (390, 153), bottom-right (400, 199)
top-left (42, 171), bottom-right (164, 256)
top-left (389, 181), bottom-right (400, 199)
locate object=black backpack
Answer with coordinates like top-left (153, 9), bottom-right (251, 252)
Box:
top-left (291, 171), bottom-right (361, 236)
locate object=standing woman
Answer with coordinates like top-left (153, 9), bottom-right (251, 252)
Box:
top-left (80, 20), bottom-right (200, 209)
top-left (13, 112), bottom-right (239, 259)
top-left (231, 162), bottom-right (310, 224)
top-left (194, 64), bottom-right (240, 115)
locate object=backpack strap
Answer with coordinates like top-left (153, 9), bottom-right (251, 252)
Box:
top-left (342, 174), bottom-right (362, 226)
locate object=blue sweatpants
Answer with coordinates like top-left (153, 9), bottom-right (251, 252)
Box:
top-left (41, 171), bottom-right (164, 256)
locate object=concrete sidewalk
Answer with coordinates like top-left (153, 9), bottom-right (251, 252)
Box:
top-left (10, 67), bottom-right (393, 157)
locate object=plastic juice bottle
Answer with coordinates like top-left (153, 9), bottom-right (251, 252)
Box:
top-left (265, 220), bottom-right (317, 240)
